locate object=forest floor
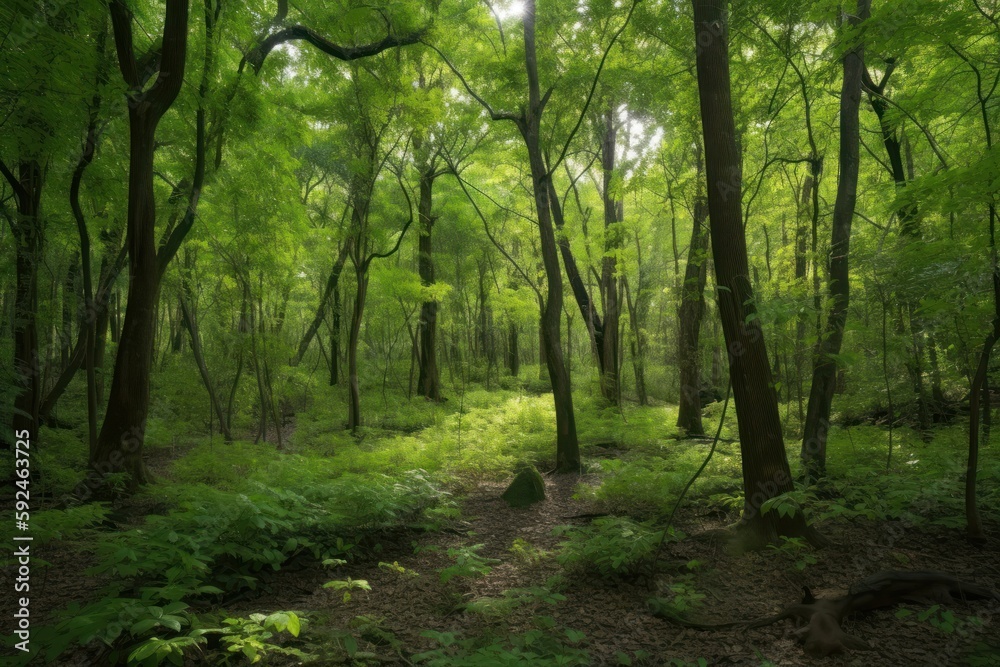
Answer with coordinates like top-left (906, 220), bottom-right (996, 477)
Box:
top-left (9, 390), bottom-right (1000, 666)
top-left (218, 472), bottom-right (1000, 666)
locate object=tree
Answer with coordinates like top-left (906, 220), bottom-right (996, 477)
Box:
top-left (691, 0), bottom-right (818, 548)
top-left (676, 142), bottom-right (710, 436)
top-left (90, 0), bottom-right (190, 489)
top-left (800, 0), bottom-right (871, 482)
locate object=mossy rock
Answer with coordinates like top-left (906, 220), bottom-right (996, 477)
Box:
top-left (501, 466), bottom-right (546, 508)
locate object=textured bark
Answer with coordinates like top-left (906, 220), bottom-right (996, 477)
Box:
top-left (293, 241), bottom-right (350, 366)
top-left (692, 0), bottom-right (816, 547)
top-left (508, 321), bottom-right (520, 376)
top-left (8, 161), bottom-right (43, 447)
top-left (598, 107), bottom-right (622, 404)
top-left (347, 264), bottom-right (367, 432)
top-left (415, 161), bottom-right (442, 400)
top-left (521, 0), bottom-right (579, 471)
top-left (91, 0), bottom-right (189, 491)
top-left (793, 175), bottom-right (811, 426)
top-left (677, 197), bottom-right (710, 436)
top-left (178, 253), bottom-right (232, 441)
top-left (800, 0), bottom-right (869, 482)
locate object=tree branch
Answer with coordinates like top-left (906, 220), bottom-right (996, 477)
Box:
top-left (422, 41), bottom-right (521, 122)
top-left (247, 25), bottom-right (426, 73)
top-left (547, 0), bottom-right (641, 177)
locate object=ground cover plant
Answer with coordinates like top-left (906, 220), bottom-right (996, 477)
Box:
top-left (3, 0), bottom-right (1000, 664)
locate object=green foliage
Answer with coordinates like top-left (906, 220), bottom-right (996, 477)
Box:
top-left (217, 611), bottom-right (307, 664)
top-left (895, 605), bottom-right (983, 635)
top-left (464, 586), bottom-right (566, 621)
top-left (31, 469), bottom-right (449, 662)
top-left (554, 517), bottom-right (665, 580)
top-left (322, 573), bottom-right (372, 603)
top-left (413, 617), bottom-right (589, 666)
top-left (765, 536), bottom-right (818, 571)
top-left (647, 578), bottom-right (706, 620)
top-left (508, 537), bottom-right (550, 565)
top-left (0, 503), bottom-right (109, 549)
top-left (438, 544), bottom-right (500, 584)
top-left (576, 435), bottom-right (741, 519)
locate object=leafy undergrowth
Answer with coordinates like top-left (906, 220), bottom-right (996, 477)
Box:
top-left (4, 383), bottom-right (1000, 665)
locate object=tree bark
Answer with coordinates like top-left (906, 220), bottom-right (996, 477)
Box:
top-left (692, 0), bottom-right (816, 548)
top-left (347, 263), bottom-right (367, 432)
top-left (293, 240), bottom-right (350, 366)
top-left (677, 195), bottom-right (710, 436)
top-left (91, 0), bottom-right (189, 492)
top-left (7, 160), bottom-right (43, 448)
top-left (800, 0), bottom-right (870, 482)
top-left (508, 321), bottom-right (520, 376)
top-left (179, 254), bottom-right (232, 441)
top-left (415, 156), bottom-right (442, 400)
top-left (520, 0), bottom-right (580, 472)
top-left (598, 106), bottom-right (622, 404)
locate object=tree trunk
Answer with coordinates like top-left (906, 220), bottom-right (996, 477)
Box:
top-left (692, 0), bottom-right (816, 548)
top-left (179, 256), bottom-right (232, 441)
top-left (599, 106), bottom-right (622, 404)
top-left (677, 195), bottom-right (710, 436)
top-left (520, 0), bottom-right (579, 472)
top-left (794, 174), bottom-right (811, 428)
top-left (623, 275), bottom-right (648, 406)
top-left (508, 321), bottom-right (520, 376)
top-left (416, 167), bottom-right (442, 400)
top-left (9, 160), bottom-right (43, 448)
top-left (71, 63), bottom-right (104, 452)
top-left (330, 281), bottom-right (341, 386)
top-left (293, 240), bottom-right (350, 366)
top-left (91, 0), bottom-right (189, 492)
top-left (91, 116), bottom-right (163, 488)
top-left (62, 261), bottom-right (77, 369)
top-left (347, 266), bottom-right (368, 432)
top-left (800, 0), bottom-right (869, 483)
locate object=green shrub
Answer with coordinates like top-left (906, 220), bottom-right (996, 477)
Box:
top-left (554, 516), bottom-right (665, 579)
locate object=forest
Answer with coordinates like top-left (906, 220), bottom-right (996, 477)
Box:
top-left (2, 0), bottom-right (1000, 664)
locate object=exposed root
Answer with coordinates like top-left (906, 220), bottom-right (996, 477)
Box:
top-left (654, 570), bottom-right (1000, 656)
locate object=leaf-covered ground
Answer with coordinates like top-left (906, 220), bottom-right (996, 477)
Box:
top-left (6, 390), bottom-right (1000, 666)
top-left (220, 473), bottom-right (1000, 666)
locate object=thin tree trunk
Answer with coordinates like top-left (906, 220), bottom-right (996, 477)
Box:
top-left (508, 321), bottom-right (520, 376)
top-left (692, 0), bottom-right (818, 548)
top-left (70, 41), bottom-right (106, 452)
top-left (415, 154), bottom-right (443, 400)
top-left (330, 281), bottom-right (341, 385)
top-left (800, 0), bottom-right (870, 482)
top-left (347, 267), bottom-right (367, 432)
top-left (292, 240), bottom-right (350, 365)
top-left (2, 159), bottom-right (44, 449)
top-left (623, 276), bottom-right (647, 406)
top-left (598, 106), bottom-right (622, 404)
top-left (179, 255), bottom-right (232, 441)
top-left (520, 0), bottom-right (579, 471)
top-left (677, 195), bottom-right (710, 436)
